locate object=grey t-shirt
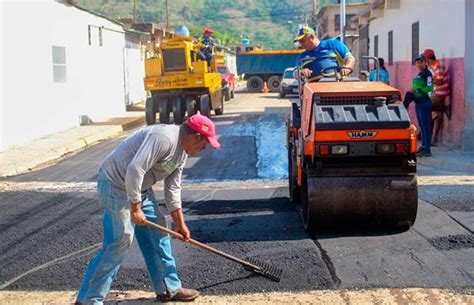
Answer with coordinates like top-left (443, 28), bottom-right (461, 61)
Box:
top-left (100, 124), bottom-right (187, 212)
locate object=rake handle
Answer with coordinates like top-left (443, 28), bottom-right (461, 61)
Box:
top-left (144, 220), bottom-right (261, 271)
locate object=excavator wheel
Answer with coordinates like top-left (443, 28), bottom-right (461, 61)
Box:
top-left (173, 95), bottom-right (185, 124)
top-left (158, 98), bottom-right (170, 124)
top-left (145, 97), bottom-right (156, 125)
top-left (186, 96), bottom-right (197, 117)
top-left (301, 171), bottom-right (418, 231)
top-left (200, 94), bottom-right (211, 117)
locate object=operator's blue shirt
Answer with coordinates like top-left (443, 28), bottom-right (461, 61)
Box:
top-left (295, 38), bottom-right (352, 82)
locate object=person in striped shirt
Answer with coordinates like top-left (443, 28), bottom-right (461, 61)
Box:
top-left (423, 49), bottom-right (450, 146)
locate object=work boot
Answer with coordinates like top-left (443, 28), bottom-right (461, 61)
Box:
top-left (156, 288), bottom-right (200, 302)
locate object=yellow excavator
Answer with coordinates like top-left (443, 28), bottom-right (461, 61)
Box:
top-left (144, 36), bottom-right (224, 124)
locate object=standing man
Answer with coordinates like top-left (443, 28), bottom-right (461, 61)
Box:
top-left (403, 55), bottom-right (434, 157)
top-left (75, 114), bottom-right (221, 305)
top-left (423, 49), bottom-right (450, 146)
top-left (293, 26), bottom-right (355, 82)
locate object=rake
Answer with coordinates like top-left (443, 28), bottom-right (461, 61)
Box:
top-left (144, 220), bottom-right (282, 282)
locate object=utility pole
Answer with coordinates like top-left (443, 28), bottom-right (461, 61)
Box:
top-left (312, 0), bottom-right (317, 30)
top-left (165, 0), bottom-right (169, 29)
top-left (133, 0), bottom-right (136, 23)
top-left (340, 0), bottom-right (346, 44)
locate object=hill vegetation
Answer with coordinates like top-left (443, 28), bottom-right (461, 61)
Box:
top-left (78, 0), bottom-right (313, 50)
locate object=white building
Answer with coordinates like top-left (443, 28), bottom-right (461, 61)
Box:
top-left (1, 0), bottom-right (147, 151)
top-left (352, 0), bottom-right (473, 150)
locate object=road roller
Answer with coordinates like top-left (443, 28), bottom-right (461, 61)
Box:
top-left (287, 65), bottom-right (418, 231)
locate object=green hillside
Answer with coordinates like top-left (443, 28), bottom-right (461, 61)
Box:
top-left (77, 0), bottom-right (313, 50)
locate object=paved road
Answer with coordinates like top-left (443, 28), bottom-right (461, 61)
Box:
top-left (1, 91), bottom-right (473, 298)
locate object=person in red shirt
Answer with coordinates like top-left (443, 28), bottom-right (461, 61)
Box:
top-left (423, 49), bottom-right (450, 146)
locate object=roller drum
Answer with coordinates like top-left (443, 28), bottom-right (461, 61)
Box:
top-left (302, 175), bottom-right (418, 230)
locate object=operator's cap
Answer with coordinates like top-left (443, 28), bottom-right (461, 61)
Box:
top-left (293, 26), bottom-right (315, 42)
top-left (414, 54), bottom-right (427, 62)
top-left (185, 114), bottom-right (221, 149)
top-left (203, 27), bottom-right (213, 34)
top-left (422, 48), bottom-right (436, 59)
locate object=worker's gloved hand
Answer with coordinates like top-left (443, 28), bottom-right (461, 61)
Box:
top-left (130, 202), bottom-right (147, 226)
top-left (175, 223), bottom-right (191, 242)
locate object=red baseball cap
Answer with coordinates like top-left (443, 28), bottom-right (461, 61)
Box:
top-left (203, 27), bottom-right (213, 34)
top-left (423, 49), bottom-right (435, 59)
top-left (185, 114), bottom-right (221, 149)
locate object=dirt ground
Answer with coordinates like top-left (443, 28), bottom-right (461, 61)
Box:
top-left (1, 288), bottom-right (473, 305)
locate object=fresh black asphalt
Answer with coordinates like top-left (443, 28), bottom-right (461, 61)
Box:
top-left (1, 112), bottom-right (473, 295)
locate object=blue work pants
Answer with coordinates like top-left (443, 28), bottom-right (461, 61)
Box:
top-left (415, 98), bottom-right (432, 152)
top-left (76, 169), bottom-right (181, 305)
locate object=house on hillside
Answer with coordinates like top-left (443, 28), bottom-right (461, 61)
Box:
top-left (1, 0), bottom-right (148, 151)
top-left (351, 0), bottom-right (473, 150)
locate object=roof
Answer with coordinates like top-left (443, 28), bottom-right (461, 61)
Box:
top-left (60, 1), bottom-right (148, 37)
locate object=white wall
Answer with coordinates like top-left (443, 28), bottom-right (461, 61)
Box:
top-left (369, 0), bottom-right (465, 61)
top-left (1, 0), bottom-right (145, 150)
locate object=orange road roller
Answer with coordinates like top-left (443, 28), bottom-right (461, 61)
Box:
top-left (287, 66), bottom-right (418, 231)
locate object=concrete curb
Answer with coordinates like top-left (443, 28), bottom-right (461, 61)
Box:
top-left (0, 115), bottom-right (144, 178)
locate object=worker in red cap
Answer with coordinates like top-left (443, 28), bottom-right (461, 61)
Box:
top-left (197, 27), bottom-right (215, 67)
top-left (75, 114), bottom-right (220, 305)
top-left (423, 48), bottom-right (450, 146)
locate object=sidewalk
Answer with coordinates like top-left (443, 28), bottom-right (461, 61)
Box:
top-left (0, 105), bottom-right (145, 178)
top-left (417, 145), bottom-right (474, 173)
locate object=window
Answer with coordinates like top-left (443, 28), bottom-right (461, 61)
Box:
top-left (335, 14), bottom-right (356, 31)
top-left (412, 21), bottom-right (419, 64)
top-left (374, 35), bottom-right (379, 58)
top-left (52, 46), bottom-right (66, 83)
top-left (88, 25), bottom-right (103, 46)
top-left (162, 48), bottom-right (186, 72)
top-left (388, 30), bottom-right (393, 66)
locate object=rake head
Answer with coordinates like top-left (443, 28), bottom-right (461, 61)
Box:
top-left (245, 258), bottom-right (283, 282)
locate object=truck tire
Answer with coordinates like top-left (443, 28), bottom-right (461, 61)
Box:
top-left (215, 95), bottom-right (224, 115)
top-left (246, 76), bottom-right (263, 92)
top-left (145, 97), bottom-right (156, 125)
top-left (224, 88), bottom-right (230, 101)
top-left (268, 75), bottom-right (281, 92)
top-left (199, 94), bottom-right (211, 117)
top-left (173, 96), bottom-right (185, 124)
top-left (158, 98), bottom-right (170, 124)
top-left (186, 96), bottom-right (197, 117)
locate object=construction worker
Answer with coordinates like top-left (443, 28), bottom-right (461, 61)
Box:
top-left (197, 27), bottom-right (214, 67)
top-left (75, 114), bottom-right (221, 305)
top-left (293, 26), bottom-right (355, 82)
top-left (403, 54), bottom-right (434, 157)
top-left (423, 48), bottom-right (450, 146)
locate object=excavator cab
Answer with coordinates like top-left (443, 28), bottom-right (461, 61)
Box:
top-left (287, 59), bottom-right (418, 231)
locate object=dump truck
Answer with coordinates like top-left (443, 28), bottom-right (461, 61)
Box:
top-left (287, 64), bottom-right (418, 231)
top-left (144, 36), bottom-right (224, 124)
top-left (237, 50), bottom-right (303, 92)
